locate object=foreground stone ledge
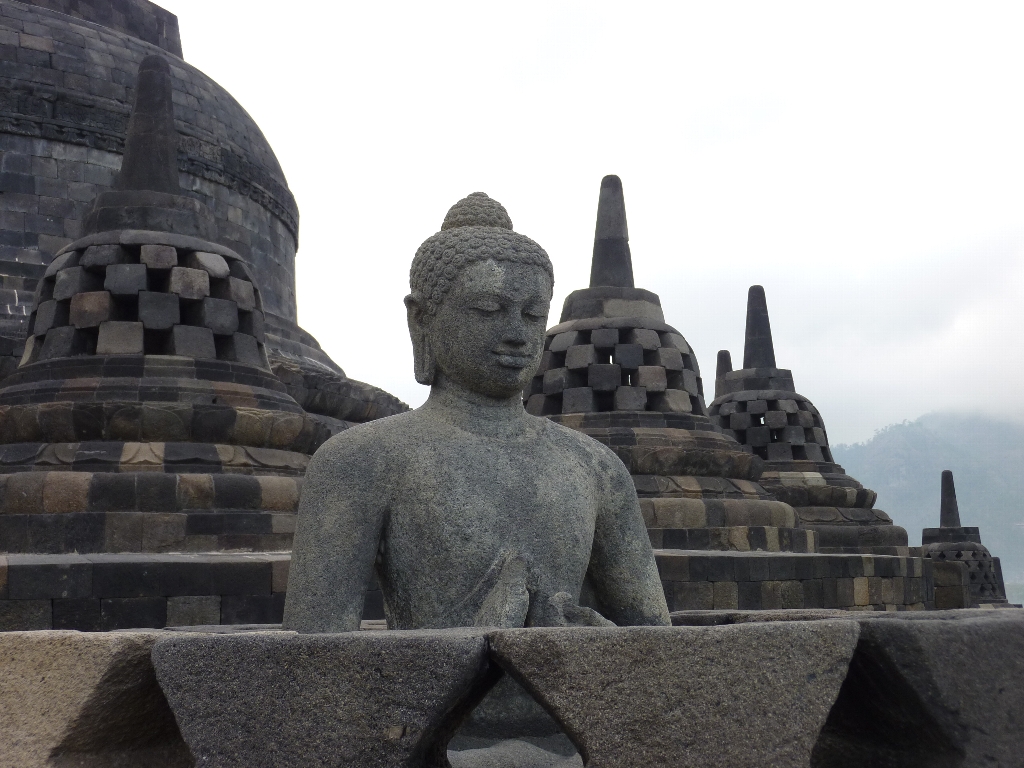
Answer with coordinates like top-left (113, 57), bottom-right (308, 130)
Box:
top-left (151, 629), bottom-right (496, 768)
top-left (489, 622), bottom-right (860, 768)
top-left (3, 612), bottom-right (1022, 768)
top-left (0, 630), bottom-right (190, 768)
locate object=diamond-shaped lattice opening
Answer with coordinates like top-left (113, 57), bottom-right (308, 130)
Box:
top-left (447, 676), bottom-right (583, 766)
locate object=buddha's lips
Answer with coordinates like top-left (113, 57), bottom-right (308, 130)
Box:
top-left (494, 353), bottom-right (533, 368)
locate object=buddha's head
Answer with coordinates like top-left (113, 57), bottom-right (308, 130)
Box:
top-left (407, 193), bottom-right (554, 399)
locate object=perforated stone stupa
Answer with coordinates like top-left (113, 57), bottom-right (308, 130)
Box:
top-left (0, 0), bottom-right (404, 425)
top-left (526, 176), bottom-right (807, 556)
top-left (0, 55), bottom-right (348, 632)
top-left (922, 470), bottom-right (1007, 606)
top-left (710, 286), bottom-right (909, 555)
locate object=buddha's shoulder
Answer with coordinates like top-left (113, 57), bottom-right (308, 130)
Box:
top-left (308, 410), bottom-right (422, 463)
top-left (529, 415), bottom-right (624, 468)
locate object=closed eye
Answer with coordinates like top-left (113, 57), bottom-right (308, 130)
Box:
top-left (470, 303), bottom-right (502, 314)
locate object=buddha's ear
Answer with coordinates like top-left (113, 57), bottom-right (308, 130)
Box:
top-left (405, 294), bottom-right (436, 386)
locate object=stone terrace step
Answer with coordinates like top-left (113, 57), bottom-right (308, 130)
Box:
top-left (0, 552), bottom-right (385, 632)
top-left (655, 549), bottom-right (934, 612)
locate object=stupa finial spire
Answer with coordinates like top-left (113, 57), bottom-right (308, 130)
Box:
top-left (717, 350), bottom-right (733, 380)
top-left (589, 175), bottom-right (634, 288)
top-left (114, 55), bottom-right (180, 194)
top-left (940, 470), bottom-right (962, 528)
top-left (743, 285), bottom-right (776, 369)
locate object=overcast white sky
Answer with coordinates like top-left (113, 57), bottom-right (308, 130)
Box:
top-left (158, 1), bottom-right (1024, 445)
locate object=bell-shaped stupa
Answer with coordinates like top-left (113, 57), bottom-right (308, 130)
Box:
top-left (709, 286), bottom-right (909, 553)
top-left (0, 57), bottom-right (332, 631)
top-left (526, 176), bottom-right (807, 555)
top-left (922, 471), bottom-right (1007, 605)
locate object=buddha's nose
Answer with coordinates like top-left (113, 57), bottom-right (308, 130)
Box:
top-left (501, 315), bottom-right (530, 347)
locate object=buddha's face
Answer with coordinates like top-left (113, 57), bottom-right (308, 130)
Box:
top-left (425, 259), bottom-right (552, 399)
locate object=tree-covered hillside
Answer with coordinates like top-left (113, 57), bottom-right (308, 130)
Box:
top-left (831, 412), bottom-right (1024, 594)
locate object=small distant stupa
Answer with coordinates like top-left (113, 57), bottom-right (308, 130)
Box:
top-left (922, 470), bottom-right (1008, 605)
top-left (709, 286), bottom-right (909, 554)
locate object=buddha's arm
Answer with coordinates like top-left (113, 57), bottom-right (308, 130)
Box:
top-left (282, 434), bottom-right (387, 633)
top-left (587, 458), bottom-right (672, 627)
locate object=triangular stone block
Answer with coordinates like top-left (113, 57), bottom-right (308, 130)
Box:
top-left (152, 629), bottom-right (498, 768)
top-left (488, 622), bottom-right (859, 767)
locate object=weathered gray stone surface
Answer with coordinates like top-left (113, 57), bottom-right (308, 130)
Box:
top-left (283, 193), bottom-right (669, 634)
top-left (813, 609), bottom-right (1024, 767)
top-left (489, 621), bottom-right (860, 768)
top-left (0, 630), bottom-right (190, 768)
top-left (152, 629), bottom-right (497, 768)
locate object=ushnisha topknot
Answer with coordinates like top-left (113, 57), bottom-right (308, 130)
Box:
top-left (440, 191), bottom-right (514, 231)
top-left (410, 192), bottom-right (554, 316)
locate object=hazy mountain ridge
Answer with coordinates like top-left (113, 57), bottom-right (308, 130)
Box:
top-left (831, 412), bottom-right (1024, 582)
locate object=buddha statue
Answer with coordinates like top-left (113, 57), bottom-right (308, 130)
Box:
top-left (282, 192), bottom-right (669, 633)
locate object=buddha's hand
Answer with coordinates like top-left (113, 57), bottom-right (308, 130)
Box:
top-left (530, 591), bottom-right (615, 628)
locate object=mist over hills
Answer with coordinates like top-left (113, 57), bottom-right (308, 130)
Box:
top-left (831, 412), bottom-right (1024, 586)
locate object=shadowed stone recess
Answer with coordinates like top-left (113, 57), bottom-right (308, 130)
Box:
top-left (710, 285), bottom-right (908, 555)
top-left (490, 621), bottom-right (860, 768)
top-left (152, 629), bottom-right (498, 768)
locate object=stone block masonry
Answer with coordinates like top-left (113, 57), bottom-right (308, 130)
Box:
top-left (0, 552), bottom-right (386, 631)
top-left (656, 549), bottom-right (938, 611)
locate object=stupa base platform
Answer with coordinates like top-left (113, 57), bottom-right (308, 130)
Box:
top-left (0, 551), bottom-right (385, 631)
top-left (654, 549), bottom-right (951, 612)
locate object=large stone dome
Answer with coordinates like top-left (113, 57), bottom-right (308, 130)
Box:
top-left (0, 0), bottom-right (324, 369)
top-left (0, 0), bottom-right (406, 421)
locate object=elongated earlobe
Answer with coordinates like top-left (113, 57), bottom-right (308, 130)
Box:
top-left (405, 295), bottom-right (436, 386)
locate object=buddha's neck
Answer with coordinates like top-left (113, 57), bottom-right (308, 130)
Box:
top-left (422, 375), bottom-right (531, 437)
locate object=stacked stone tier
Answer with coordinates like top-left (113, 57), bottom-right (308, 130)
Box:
top-left (0, 358), bottom-right (334, 454)
top-left (549, 412), bottom-right (810, 554)
top-left (0, 471), bottom-right (302, 555)
top-left (0, 232), bottom-right (319, 603)
top-left (656, 550), bottom-right (936, 612)
top-left (0, 551), bottom-right (386, 632)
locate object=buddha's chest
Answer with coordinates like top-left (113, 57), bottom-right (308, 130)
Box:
top-left (382, 441), bottom-right (598, 562)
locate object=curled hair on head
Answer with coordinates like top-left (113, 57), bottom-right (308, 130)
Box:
top-left (408, 193), bottom-right (554, 317)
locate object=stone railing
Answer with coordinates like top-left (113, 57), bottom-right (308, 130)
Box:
top-left (1, 609), bottom-right (1021, 767)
